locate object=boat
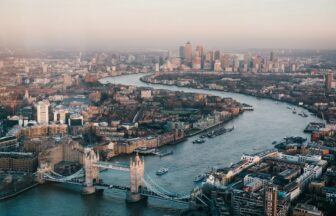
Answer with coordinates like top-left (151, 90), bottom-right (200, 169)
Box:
top-left (156, 168), bottom-right (168, 176)
top-left (193, 139), bottom-right (205, 144)
top-left (207, 131), bottom-right (214, 138)
top-left (200, 135), bottom-right (206, 139)
top-left (134, 147), bottom-right (157, 155)
top-left (194, 174), bottom-right (206, 182)
top-left (272, 141), bottom-right (277, 145)
top-left (298, 111), bottom-right (308, 118)
top-left (226, 126), bottom-right (234, 132)
top-left (292, 110), bottom-right (297, 114)
top-left (159, 150), bottom-right (174, 157)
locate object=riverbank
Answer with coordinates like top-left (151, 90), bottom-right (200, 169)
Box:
top-left (187, 115), bottom-right (236, 137)
top-left (139, 73), bottom-right (323, 121)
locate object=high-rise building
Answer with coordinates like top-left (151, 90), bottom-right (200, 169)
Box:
top-left (270, 51), bottom-right (275, 61)
top-left (214, 60), bottom-right (222, 72)
top-left (264, 182), bottom-right (278, 216)
top-left (326, 72), bottom-right (334, 90)
top-left (192, 56), bottom-right (201, 70)
top-left (179, 46), bottom-right (185, 59)
top-left (206, 51), bottom-right (214, 62)
top-left (36, 100), bottom-right (50, 124)
top-left (184, 42), bottom-right (192, 65)
top-left (195, 45), bottom-right (204, 57)
top-left (214, 50), bottom-right (221, 60)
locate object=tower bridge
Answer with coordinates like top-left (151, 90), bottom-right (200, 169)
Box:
top-left (36, 147), bottom-right (202, 204)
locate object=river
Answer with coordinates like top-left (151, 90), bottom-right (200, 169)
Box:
top-left (0, 73), bottom-right (322, 216)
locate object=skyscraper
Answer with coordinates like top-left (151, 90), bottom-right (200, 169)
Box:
top-left (195, 45), bottom-right (204, 58)
top-left (214, 50), bottom-right (221, 61)
top-left (206, 51), bottom-right (214, 62)
top-left (36, 100), bottom-right (50, 124)
top-left (184, 42), bottom-right (192, 65)
top-left (270, 51), bottom-right (275, 61)
top-left (179, 46), bottom-right (185, 60)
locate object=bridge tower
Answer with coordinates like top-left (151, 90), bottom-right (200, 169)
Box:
top-left (126, 153), bottom-right (145, 202)
top-left (36, 163), bottom-right (52, 184)
top-left (82, 148), bottom-right (100, 195)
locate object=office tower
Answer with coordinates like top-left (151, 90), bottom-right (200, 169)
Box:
top-left (192, 56), bottom-right (201, 70)
top-left (195, 45), bottom-right (204, 57)
top-left (270, 51), bottom-right (275, 61)
top-left (214, 60), bottom-right (222, 72)
top-left (36, 100), bottom-right (50, 124)
top-left (326, 72), bottom-right (334, 90)
top-left (179, 46), bottom-right (185, 59)
top-left (206, 51), bottom-right (214, 62)
top-left (264, 182), bottom-right (277, 216)
top-left (184, 42), bottom-right (192, 65)
top-left (214, 50), bottom-right (221, 60)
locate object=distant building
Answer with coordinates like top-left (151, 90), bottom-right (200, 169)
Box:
top-left (179, 46), bottom-right (185, 59)
top-left (63, 74), bottom-right (72, 88)
top-left (192, 56), bottom-right (201, 70)
top-left (325, 72), bottom-right (333, 90)
top-left (68, 113), bottom-right (84, 126)
top-left (195, 45), bottom-right (204, 58)
top-left (270, 51), bottom-right (275, 61)
top-left (53, 108), bottom-right (68, 124)
top-left (214, 60), bottom-right (222, 72)
top-left (155, 63), bottom-right (160, 72)
top-left (140, 90), bottom-right (152, 99)
top-left (184, 42), bottom-right (192, 65)
top-left (42, 64), bottom-right (48, 73)
top-left (36, 100), bottom-right (50, 124)
top-left (214, 50), bottom-right (221, 61)
top-left (206, 51), bottom-right (214, 62)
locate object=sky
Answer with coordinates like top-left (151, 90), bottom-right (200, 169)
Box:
top-left (0, 0), bottom-right (336, 50)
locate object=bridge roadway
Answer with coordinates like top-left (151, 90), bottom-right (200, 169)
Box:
top-left (95, 182), bottom-right (190, 203)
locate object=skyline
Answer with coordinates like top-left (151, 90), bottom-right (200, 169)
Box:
top-left (0, 0), bottom-right (336, 50)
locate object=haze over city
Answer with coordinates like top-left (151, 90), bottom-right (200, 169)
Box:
top-left (1, 0), bottom-right (336, 50)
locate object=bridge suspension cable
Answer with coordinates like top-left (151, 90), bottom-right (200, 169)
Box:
top-left (142, 174), bottom-right (190, 200)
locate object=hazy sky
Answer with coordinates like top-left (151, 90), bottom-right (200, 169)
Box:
top-left (1, 0), bottom-right (336, 50)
